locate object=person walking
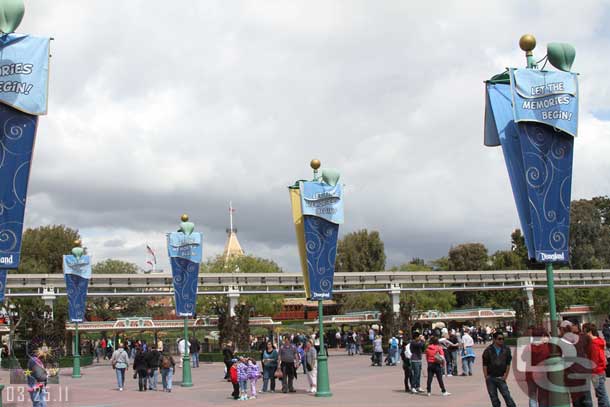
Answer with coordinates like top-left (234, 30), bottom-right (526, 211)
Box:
top-left (27, 349), bottom-right (48, 407)
top-left (145, 344), bottom-right (161, 391)
top-left (304, 339), bottom-right (317, 393)
top-left (133, 347), bottom-right (148, 391)
top-left (159, 350), bottom-right (176, 392)
top-left (223, 341), bottom-right (234, 380)
top-left (279, 336), bottom-right (299, 393)
top-left (425, 336), bottom-right (450, 396)
top-left (400, 339), bottom-right (413, 392)
top-left (372, 335), bottom-right (383, 366)
top-left (409, 334), bottom-right (425, 393)
top-left (461, 327), bottom-right (476, 376)
top-left (261, 341), bottom-right (278, 393)
top-left (190, 336), bottom-right (200, 368)
top-left (388, 336), bottom-right (399, 366)
top-left (110, 343), bottom-right (129, 391)
top-left (585, 323), bottom-right (610, 407)
top-left (482, 332), bottom-right (516, 407)
top-left (177, 337), bottom-right (189, 368)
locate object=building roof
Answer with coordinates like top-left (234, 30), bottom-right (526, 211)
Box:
top-left (223, 229), bottom-right (244, 263)
top-left (282, 298), bottom-right (337, 307)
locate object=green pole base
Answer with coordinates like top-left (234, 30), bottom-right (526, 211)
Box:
top-left (72, 355), bottom-right (81, 378)
top-left (0, 383), bottom-right (5, 407)
top-left (181, 354), bottom-right (193, 387)
top-left (315, 352), bottom-right (332, 397)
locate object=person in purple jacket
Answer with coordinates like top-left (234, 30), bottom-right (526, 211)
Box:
top-left (247, 357), bottom-right (261, 399)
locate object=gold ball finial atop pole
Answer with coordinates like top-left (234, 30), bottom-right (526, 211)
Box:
top-left (310, 159), bottom-right (321, 170)
top-left (519, 34), bottom-right (536, 55)
top-left (73, 239), bottom-right (82, 247)
top-left (181, 214), bottom-right (189, 222)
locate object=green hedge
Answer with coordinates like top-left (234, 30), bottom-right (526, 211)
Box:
top-left (2, 355), bottom-right (93, 369)
top-left (200, 352), bottom-right (261, 363)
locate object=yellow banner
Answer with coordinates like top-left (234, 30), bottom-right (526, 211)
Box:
top-left (289, 188), bottom-right (310, 298)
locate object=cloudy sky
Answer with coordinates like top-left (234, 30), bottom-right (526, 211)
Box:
top-left (17, 0), bottom-right (610, 272)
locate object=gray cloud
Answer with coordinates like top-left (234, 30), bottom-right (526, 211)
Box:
top-left (17, 0), bottom-right (610, 272)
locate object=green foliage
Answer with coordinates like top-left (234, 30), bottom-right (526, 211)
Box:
top-left (234, 303), bottom-right (251, 351)
top-left (202, 255), bottom-right (283, 274)
top-left (17, 225), bottom-right (80, 274)
top-left (448, 243), bottom-right (489, 271)
top-left (337, 293), bottom-right (388, 313)
top-left (92, 259), bottom-right (140, 274)
top-left (490, 250), bottom-right (525, 270)
top-left (335, 229), bottom-right (386, 273)
top-left (569, 197), bottom-right (610, 269)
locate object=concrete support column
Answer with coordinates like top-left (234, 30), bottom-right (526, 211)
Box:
top-left (227, 286), bottom-right (240, 317)
top-left (41, 286), bottom-right (56, 320)
top-left (524, 281), bottom-right (535, 310)
top-left (390, 284), bottom-right (401, 315)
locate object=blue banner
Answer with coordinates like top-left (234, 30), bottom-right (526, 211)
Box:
top-left (510, 69), bottom-right (578, 138)
top-left (485, 81), bottom-right (574, 263)
top-left (0, 104), bottom-right (38, 269)
top-left (300, 181), bottom-right (344, 224)
top-left (167, 232), bottom-right (202, 317)
top-left (0, 34), bottom-right (50, 116)
top-left (303, 216), bottom-right (339, 300)
top-left (0, 270), bottom-right (6, 302)
top-left (63, 255), bottom-right (91, 322)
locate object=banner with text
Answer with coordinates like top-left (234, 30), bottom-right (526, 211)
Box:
top-left (167, 232), bottom-right (202, 316)
top-left (63, 255), bottom-right (92, 322)
top-left (485, 80), bottom-right (575, 263)
top-left (0, 104), bottom-right (38, 270)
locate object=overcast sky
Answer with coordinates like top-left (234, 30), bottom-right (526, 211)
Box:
top-left (17, 0), bottom-right (610, 272)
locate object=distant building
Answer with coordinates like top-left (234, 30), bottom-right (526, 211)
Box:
top-left (223, 201), bottom-right (244, 263)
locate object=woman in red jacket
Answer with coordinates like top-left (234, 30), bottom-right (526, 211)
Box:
top-left (586, 323), bottom-right (609, 407)
top-left (425, 336), bottom-right (450, 397)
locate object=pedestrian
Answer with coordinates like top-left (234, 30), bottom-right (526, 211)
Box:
top-left (482, 332), bottom-right (516, 407)
top-left (585, 323), bottom-right (610, 407)
top-left (247, 357), bottom-right (261, 399)
top-left (425, 336), bottom-right (450, 396)
top-left (388, 336), bottom-right (399, 366)
top-left (229, 359), bottom-right (240, 399)
top-left (372, 335), bottom-right (383, 366)
top-left (400, 338), bottom-right (413, 392)
top-left (304, 339), bottom-right (317, 393)
top-left (237, 357), bottom-right (249, 400)
top-left (335, 331), bottom-right (342, 349)
top-left (261, 341), bottom-right (278, 393)
top-left (133, 347), bottom-right (148, 391)
top-left (297, 342), bottom-right (306, 374)
top-left (223, 341), bottom-right (234, 380)
top-left (145, 344), bottom-right (161, 391)
top-left (177, 337), bottom-right (189, 368)
top-left (110, 343), bottom-right (129, 391)
top-left (101, 337), bottom-right (107, 360)
top-left (159, 350), bottom-right (176, 392)
top-left (461, 327), bottom-right (476, 376)
top-left (447, 333), bottom-right (459, 376)
top-left (27, 348), bottom-right (48, 407)
top-left (409, 333), bottom-right (425, 393)
top-left (279, 336), bottom-right (299, 393)
top-left (94, 339), bottom-right (101, 363)
top-left (190, 336), bottom-right (200, 368)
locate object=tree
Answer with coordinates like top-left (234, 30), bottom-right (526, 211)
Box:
top-left (490, 250), bottom-right (525, 270)
top-left (337, 293), bottom-right (388, 313)
top-left (448, 243), bottom-right (489, 271)
top-left (335, 229), bottom-right (386, 273)
top-left (17, 225), bottom-right (80, 274)
top-left (569, 198), bottom-right (610, 269)
top-left (92, 259), bottom-right (140, 274)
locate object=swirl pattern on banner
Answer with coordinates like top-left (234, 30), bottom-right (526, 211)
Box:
top-left (303, 215), bottom-right (339, 300)
top-left (170, 257), bottom-right (199, 316)
top-left (64, 274), bottom-right (89, 322)
top-left (0, 103), bottom-right (38, 269)
top-left (519, 122), bottom-right (573, 262)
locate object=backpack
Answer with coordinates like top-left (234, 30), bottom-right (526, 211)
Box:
top-left (161, 355), bottom-right (171, 369)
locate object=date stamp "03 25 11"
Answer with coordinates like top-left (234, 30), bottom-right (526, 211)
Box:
top-left (2, 385), bottom-right (70, 405)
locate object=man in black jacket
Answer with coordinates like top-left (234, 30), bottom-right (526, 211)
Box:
top-left (222, 341), bottom-right (234, 380)
top-left (482, 332), bottom-right (516, 407)
top-left (190, 337), bottom-right (201, 368)
top-left (145, 345), bottom-right (161, 391)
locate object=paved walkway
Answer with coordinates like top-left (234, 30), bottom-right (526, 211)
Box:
top-left (0, 347), bottom-right (607, 406)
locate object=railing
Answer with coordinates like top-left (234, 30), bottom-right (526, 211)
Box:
top-left (6, 269), bottom-right (610, 297)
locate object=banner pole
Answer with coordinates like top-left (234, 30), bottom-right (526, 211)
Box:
top-left (72, 322), bottom-right (81, 378)
top-left (181, 317), bottom-right (193, 387)
top-left (315, 300), bottom-right (331, 397)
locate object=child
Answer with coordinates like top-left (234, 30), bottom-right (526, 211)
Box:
top-left (237, 357), bottom-right (249, 400)
top-left (229, 359), bottom-right (239, 400)
top-left (246, 357), bottom-right (261, 399)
